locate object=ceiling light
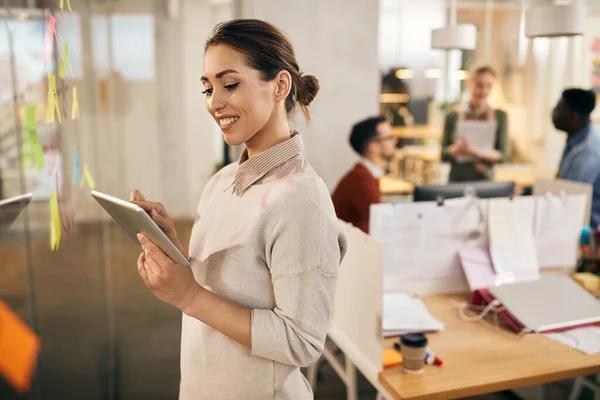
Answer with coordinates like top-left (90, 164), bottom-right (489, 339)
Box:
top-left (525, 3), bottom-right (586, 38)
top-left (395, 69), bottom-right (414, 80)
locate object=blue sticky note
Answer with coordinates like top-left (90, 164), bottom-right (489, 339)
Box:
top-left (72, 149), bottom-right (82, 184)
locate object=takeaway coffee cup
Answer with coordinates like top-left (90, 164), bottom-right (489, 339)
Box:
top-left (400, 333), bottom-right (428, 373)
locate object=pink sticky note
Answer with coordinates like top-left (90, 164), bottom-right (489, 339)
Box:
top-left (591, 37), bottom-right (600, 53)
top-left (459, 247), bottom-right (497, 291)
top-left (592, 73), bottom-right (600, 88)
top-left (43, 13), bottom-right (57, 63)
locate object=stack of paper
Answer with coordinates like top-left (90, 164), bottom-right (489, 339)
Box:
top-left (543, 326), bottom-right (600, 355)
top-left (383, 293), bottom-right (444, 337)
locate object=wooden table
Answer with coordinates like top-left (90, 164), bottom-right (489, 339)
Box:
top-left (380, 176), bottom-right (414, 196)
top-left (379, 294), bottom-right (600, 400)
top-left (494, 167), bottom-right (556, 188)
top-left (392, 126), bottom-right (442, 140)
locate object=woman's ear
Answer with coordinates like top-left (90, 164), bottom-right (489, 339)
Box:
top-left (274, 70), bottom-right (292, 103)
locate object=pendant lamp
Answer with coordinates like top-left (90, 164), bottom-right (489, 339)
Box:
top-left (431, 0), bottom-right (477, 51)
top-left (525, 3), bottom-right (586, 38)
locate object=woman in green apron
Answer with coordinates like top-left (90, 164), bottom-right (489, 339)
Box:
top-left (441, 65), bottom-right (510, 182)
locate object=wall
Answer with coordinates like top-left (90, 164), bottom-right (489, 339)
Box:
top-left (67, 0), bottom-right (227, 221)
top-left (236, 0), bottom-right (380, 190)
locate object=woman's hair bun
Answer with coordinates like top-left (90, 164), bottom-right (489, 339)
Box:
top-left (298, 75), bottom-right (319, 106)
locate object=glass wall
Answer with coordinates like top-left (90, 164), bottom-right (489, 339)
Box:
top-left (0, 1), bottom-right (229, 399)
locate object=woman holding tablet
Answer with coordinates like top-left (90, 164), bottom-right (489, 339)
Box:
top-left (441, 65), bottom-right (510, 182)
top-left (130, 19), bottom-right (346, 399)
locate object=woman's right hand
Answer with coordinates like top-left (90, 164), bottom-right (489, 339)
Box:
top-left (129, 190), bottom-right (188, 259)
top-left (447, 137), bottom-right (474, 159)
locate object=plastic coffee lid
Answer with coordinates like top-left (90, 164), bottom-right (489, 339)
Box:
top-left (400, 333), bottom-right (428, 348)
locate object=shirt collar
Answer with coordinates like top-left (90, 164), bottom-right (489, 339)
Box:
top-left (232, 132), bottom-right (304, 196)
top-left (566, 123), bottom-right (593, 150)
top-left (360, 158), bottom-right (384, 179)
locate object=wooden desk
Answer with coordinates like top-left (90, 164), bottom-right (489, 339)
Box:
top-left (494, 167), bottom-right (556, 188)
top-left (380, 176), bottom-right (414, 195)
top-left (393, 126), bottom-right (442, 140)
top-left (379, 294), bottom-right (600, 400)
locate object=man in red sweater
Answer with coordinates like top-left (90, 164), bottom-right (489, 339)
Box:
top-left (332, 116), bottom-right (397, 233)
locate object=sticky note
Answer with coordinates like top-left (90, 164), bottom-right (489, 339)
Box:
top-left (0, 300), bottom-right (40, 393)
top-left (71, 149), bottom-right (81, 184)
top-left (45, 74), bottom-right (61, 124)
top-left (58, 41), bottom-right (74, 79)
top-left (22, 105), bottom-right (45, 171)
top-left (60, 0), bottom-right (72, 12)
top-left (80, 164), bottom-right (96, 190)
top-left (43, 13), bottom-right (57, 63)
top-left (71, 86), bottom-right (79, 120)
top-left (383, 349), bottom-right (403, 368)
top-left (50, 190), bottom-right (61, 250)
top-left (592, 38), bottom-right (600, 53)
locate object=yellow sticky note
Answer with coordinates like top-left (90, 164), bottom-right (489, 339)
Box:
top-left (58, 41), bottom-right (74, 79)
top-left (71, 86), bottom-right (80, 120)
top-left (0, 300), bottom-right (41, 393)
top-left (59, 0), bottom-right (72, 11)
top-left (44, 74), bottom-right (61, 124)
top-left (80, 164), bottom-right (96, 190)
top-left (49, 190), bottom-right (61, 250)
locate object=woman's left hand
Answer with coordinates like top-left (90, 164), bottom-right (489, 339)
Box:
top-left (137, 233), bottom-right (201, 311)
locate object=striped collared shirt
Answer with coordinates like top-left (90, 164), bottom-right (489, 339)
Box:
top-left (232, 132), bottom-right (303, 196)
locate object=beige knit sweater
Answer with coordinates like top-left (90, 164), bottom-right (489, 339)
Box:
top-left (179, 134), bottom-right (347, 399)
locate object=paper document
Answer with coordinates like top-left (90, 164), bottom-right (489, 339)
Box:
top-left (370, 203), bottom-right (427, 281)
top-left (416, 198), bottom-right (487, 278)
top-left (543, 326), bottom-right (600, 355)
top-left (383, 293), bottom-right (444, 337)
top-left (459, 247), bottom-right (496, 291)
top-left (455, 120), bottom-right (497, 163)
top-left (535, 194), bottom-right (586, 269)
top-left (489, 198), bottom-right (539, 281)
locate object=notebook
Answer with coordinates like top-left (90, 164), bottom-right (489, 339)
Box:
top-left (488, 276), bottom-right (600, 333)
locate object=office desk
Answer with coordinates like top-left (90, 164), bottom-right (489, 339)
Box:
top-left (380, 176), bottom-right (414, 196)
top-left (379, 294), bottom-right (600, 400)
top-left (494, 167), bottom-right (556, 189)
top-left (392, 126), bottom-right (442, 140)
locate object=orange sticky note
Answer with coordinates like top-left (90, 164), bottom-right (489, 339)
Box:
top-left (50, 190), bottom-right (61, 250)
top-left (383, 349), bottom-right (403, 368)
top-left (80, 164), bottom-right (96, 190)
top-left (0, 300), bottom-right (40, 393)
top-left (45, 74), bottom-right (61, 124)
top-left (71, 86), bottom-right (79, 120)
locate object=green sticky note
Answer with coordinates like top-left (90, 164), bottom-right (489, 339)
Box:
top-left (21, 105), bottom-right (45, 170)
top-left (24, 105), bottom-right (36, 132)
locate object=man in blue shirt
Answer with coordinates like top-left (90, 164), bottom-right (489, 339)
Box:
top-left (553, 88), bottom-right (600, 227)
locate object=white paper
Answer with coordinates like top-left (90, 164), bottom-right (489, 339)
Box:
top-left (371, 199), bottom-right (489, 282)
top-left (535, 194), bottom-right (587, 269)
top-left (383, 293), bottom-right (444, 336)
top-left (416, 198), bottom-right (487, 278)
top-left (455, 120), bottom-right (497, 163)
top-left (370, 203), bottom-right (430, 281)
top-left (543, 326), bottom-right (600, 355)
top-left (489, 198), bottom-right (540, 280)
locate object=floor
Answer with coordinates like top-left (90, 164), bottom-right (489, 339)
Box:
top-left (0, 218), bottom-right (589, 399)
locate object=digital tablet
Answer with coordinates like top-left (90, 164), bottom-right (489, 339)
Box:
top-left (0, 193), bottom-right (33, 231)
top-left (91, 190), bottom-right (191, 267)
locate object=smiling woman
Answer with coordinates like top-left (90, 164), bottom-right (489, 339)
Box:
top-left (130, 19), bottom-right (346, 400)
